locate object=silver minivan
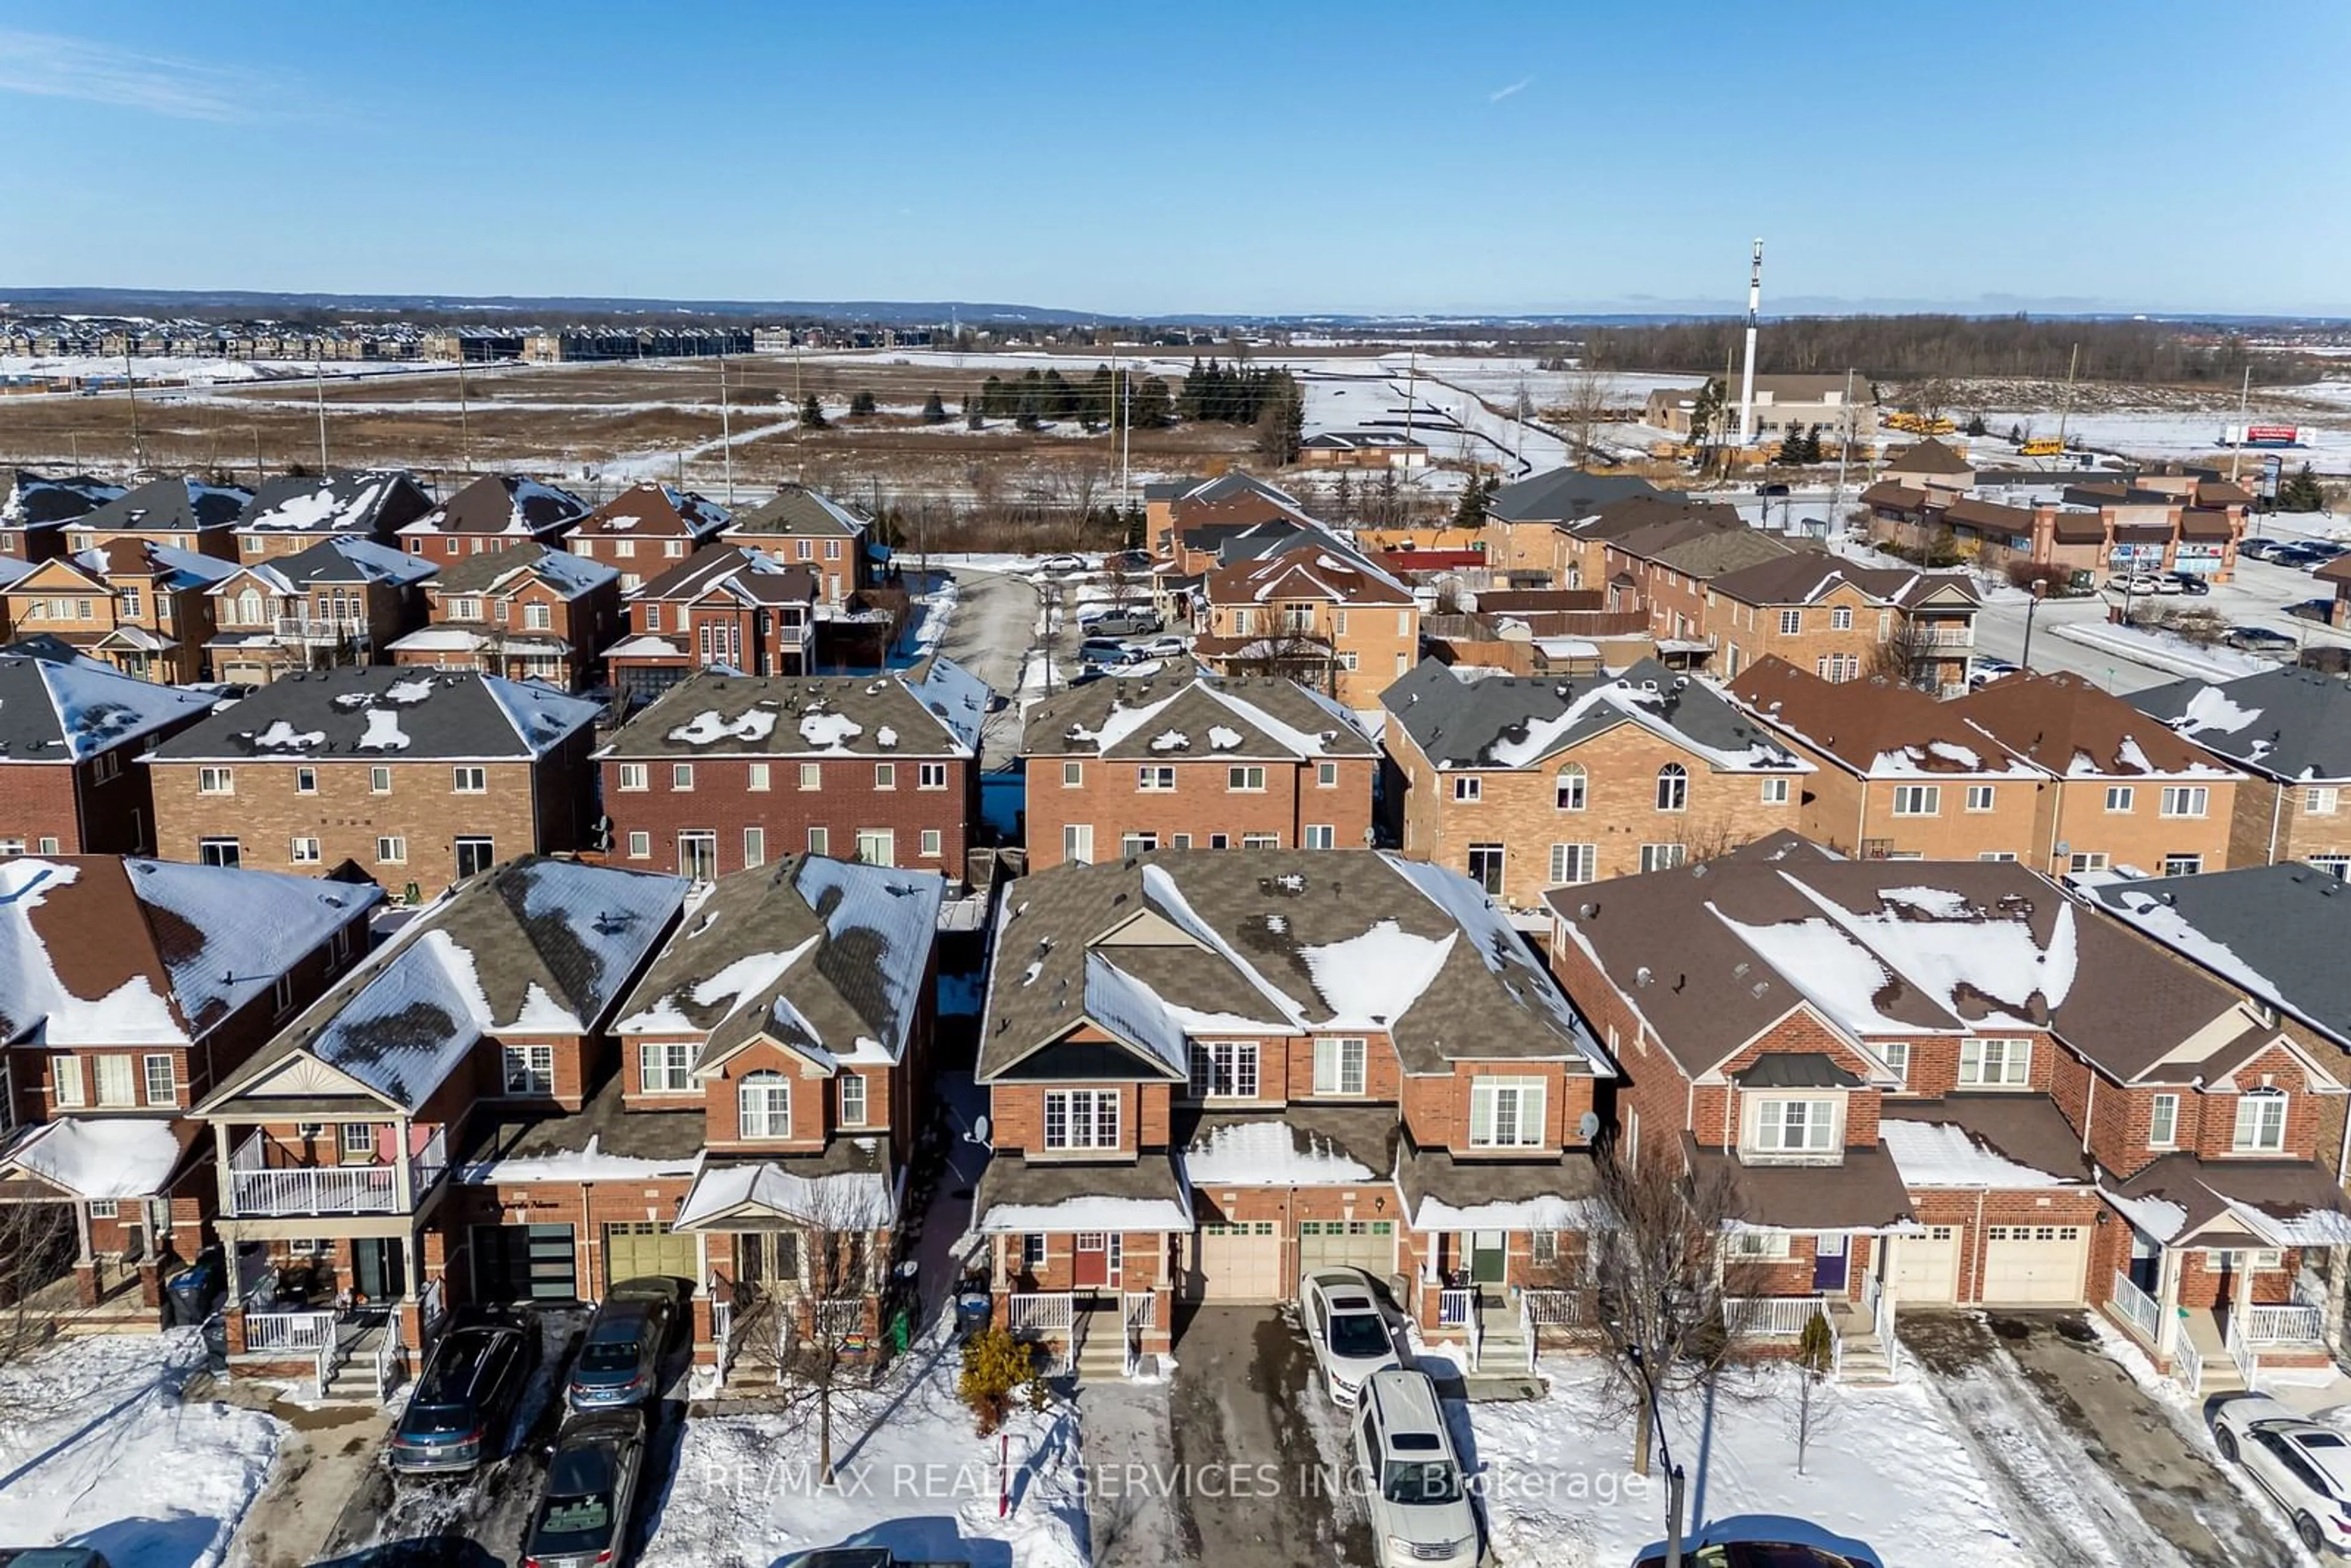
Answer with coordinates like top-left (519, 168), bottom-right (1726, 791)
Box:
top-left (1352, 1368), bottom-right (1480, 1567)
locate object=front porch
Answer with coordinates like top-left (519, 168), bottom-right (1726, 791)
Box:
top-left (0, 1117), bottom-right (206, 1339)
top-left (2105, 1254), bottom-right (2335, 1397)
top-left (969, 1152), bottom-right (1191, 1379)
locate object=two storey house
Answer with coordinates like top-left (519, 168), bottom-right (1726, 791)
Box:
top-left (396, 475), bottom-right (588, 563)
top-left (389, 541), bottom-right (621, 691)
top-left (2, 540), bottom-right (238, 684)
top-left (726, 487), bottom-right (871, 610)
top-left (204, 538), bottom-right (438, 686)
top-left (602, 545), bottom-right (819, 704)
top-left (1703, 555), bottom-right (1981, 694)
top-left (1, 471), bottom-right (123, 564)
top-left (0, 650), bottom-right (219, 855)
top-left (1193, 533), bottom-right (1418, 709)
top-left (63, 476), bottom-right (252, 563)
top-left (563, 483), bottom-right (731, 592)
top-left (231, 471), bottom-right (437, 566)
top-left (2130, 667), bottom-right (2351, 877)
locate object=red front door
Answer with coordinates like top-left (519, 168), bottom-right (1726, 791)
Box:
top-left (1073, 1232), bottom-right (1109, 1289)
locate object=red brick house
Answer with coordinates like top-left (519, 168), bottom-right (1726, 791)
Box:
top-left (603, 544), bottom-right (819, 705)
top-left (724, 486), bottom-right (871, 610)
top-left (2, 470), bottom-right (124, 565)
top-left (0, 649), bottom-right (220, 855)
top-left (62, 476), bottom-right (252, 564)
top-left (597, 656), bottom-right (988, 882)
top-left (396, 475), bottom-right (589, 564)
top-left (565, 483), bottom-right (732, 593)
top-left (204, 538), bottom-right (439, 686)
top-left (232, 471), bottom-right (438, 566)
top-left (389, 541), bottom-right (621, 691)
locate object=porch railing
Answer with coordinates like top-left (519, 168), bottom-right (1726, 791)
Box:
top-left (2243, 1303), bottom-right (2328, 1345)
top-left (2110, 1270), bottom-right (2161, 1344)
top-left (1007, 1291), bottom-right (1074, 1338)
top-left (2225, 1316), bottom-right (2261, 1393)
top-left (1725, 1294), bottom-right (1830, 1338)
top-left (243, 1308), bottom-right (336, 1354)
top-left (1861, 1270), bottom-right (1901, 1379)
top-left (373, 1307), bottom-right (405, 1402)
top-left (1123, 1291), bottom-right (1155, 1378)
top-left (227, 1125), bottom-right (449, 1217)
top-left (711, 1277), bottom-right (734, 1382)
top-left (276, 615), bottom-right (367, 642)
top-left (2173, 1345), bottom-right (2204, 1401)
top-left (316, 1337), bottom-right (338, 1401)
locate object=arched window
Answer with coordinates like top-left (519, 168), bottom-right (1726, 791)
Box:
top-left (1655, 763), bottom-right (1689, 812)
top-left (236, 588), bottom-right (263, 628)
top-left (738, 1070), bottom-right (791, 1139)
top-left (1556, 765), bottom-right (1588, 812)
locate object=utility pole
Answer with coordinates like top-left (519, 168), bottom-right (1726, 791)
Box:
top-left (793, 346), bottom-right (806, 479)
top-left (2228, 364), bottom-right (2252, 484)
top-left (123, 350), bottom-right (144, 470)
top-left (313, 354), bottom-right (330, 471)
top-left (2055, 343), bottom-right (2080, 452)
top-left (1737, 238), bottom-right (1764, 448)
top-left (456, 350), bottom-right (473, 476)
top-left (719, 340), bottom-right (735, 507)
top-left (1405, 350), bottom-right (1417, 445)
top-left (252, 424), bottom-right (263, 486)
top-left (1829, 367), bottom-right (1856, 532)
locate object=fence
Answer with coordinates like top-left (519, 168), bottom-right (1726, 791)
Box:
top-left (2110, 1271), bottom-right (2161, 1343)
top-left (242, 1308), bottom-right (336, 1354)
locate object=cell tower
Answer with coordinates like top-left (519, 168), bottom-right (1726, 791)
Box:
top-left (1737, 238), bottom-right (1763, 448)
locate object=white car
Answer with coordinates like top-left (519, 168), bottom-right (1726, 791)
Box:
top-left (2107, 572), bottom-right (2169, 596)
top-left (2210, 1393), bottom-right (2351, 1555)
top-left (1033, 553), bottom-right (1088, 575)
top-left (1125, 634), bottom-right (1190, 661)
top-left (1352, 1369), bottom-right (1480, 1568)
top-left (1299, 1267), bottom-right (1400, 1405)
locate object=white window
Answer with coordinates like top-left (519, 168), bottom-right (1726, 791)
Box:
top-left (369, 765), bottom-right (392, 794)
top-left (1639, 843), bottom-right (1686, 873)
top-left (1228, 765), bottom-right (1266, 792)
top-left (2305, 786), bottom-right (2341, 816)
top-left (290, 835), bottom-right (321, 864)
top-left (1303, 824), bottom-right (1335, 849)
top-left (642, 605), bottom-right (661, 631)
top-left (1187, 1041), bottom-right (1261, 1100)
top-left (198, 765), bottom-right (234, 795)
top-left (340, 1122), bottom-right (376, 1160)
top-left (744, 827), bottom-right (767, 868)
top-left (2233, 1092), bottom-right (2287, 1153)
top-left (1891, 785), bottom-right (1940, 816)
top-left (1978, 850), bottom-right (2019, 861)
top-left (807, 825), bottom-right (830, 856)
top-left (673, 763), bottom-right (694, 791)
top-left (1550, 843), bottom-right (1597, 885)
top-left (1556, 765), bottom-right (1588, 811)
top-left (272, 973), bottom-right (294, 1015)
top-left (839, 1073), bottom-right (868, 1127)
top-left (2069, 851), bottom-right (2110, 874)
top-left (524, 601), bottom-right (552, 631)
top-left (503, 1043), bottom-right (554, 1095)
top-left (747, 762), bottom-right (770, 792)
top-left (452, 765), bottom-right (487, 793)
top-left (1138, 765), bottom-right (1176, 792)
top-left (1452, 775), bottom-right (1481, 803)
top-left (2161, 786), bottom-right (2210, 819)
top-left (626, 831), bottom-right (651, 860)
top-left (1880, 1041), bottom-right (1910, 1086)
top-left (800, 762), bottom-right (823, 791)
top-left (639, 1040), bottom-right (694, 1093)
top-left (874, 762), bottom-right (896, 790)
top-left (1062, 823), bottom-right (1093, 865)
top-left (2149, 1092), bottom-right (2179, 1149)
top-left (1242, 832), bottom-right (1280, 848)
top-left (1965, 785), bottom-right (1996, 813)
top-left (2102, 784), bottom-right (2135, 813)
top-left (51, 1054), bottom-right (84, 1108)
top-left (1760, 776), bottom-right (1790, 806)
top-left (920, 828), bottom-right (943, 858)
top-left (917, 762), bottom-right (948, 790)
top-left (1959, 1037), bottom-right (2031, 1087)
top-left (618, 763), bottom-right (649, 792)
top-left (1314, 1037), bottom-right (1368, 1096)
top-left (2161, 853), bottom-right (2203, 876)
top-left (295, 767), bottom-right (318, 795)
top-left (1469, 1078), bottom-right (1547, 1148)
top-left (1778, 609), bottom-right (1802, 636)
top-left (93, 1054), bottom-right (135, 1107)
top-left (1728, 1230), bottom-right (1793, 1260)
top-left (1830, 606), bottom-right (1853, 631)
top-left (1816, 653), bottom-right (1861, 682)
top-left (1316, 761), bottom-right (1339, 789)
top-left (376, 835), bottom-right (407, 864)
top-left (856, 828), bottom-right (894, 866)
top-left (1333, 609), bottom-right (1349, 636)
top-left (1753, 1097), bottom-right (1838, 1154)
top-left (1655, 763), bottom-right (1688, 812)
top-left (1061, 760), bottom-right (1082, 788)
top-left (1043, 1088), bottom-right (1120, 1150)
top-left (142, 1053), bottom-right (176, 1105)
top-left (738, 1071), bottom-right (792, 1138)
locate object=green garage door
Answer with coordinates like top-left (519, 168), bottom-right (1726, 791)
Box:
top-left (603, 1221), bottom-right (699, 1290)
top-left (471, 1223), bottom-right (578, 1302)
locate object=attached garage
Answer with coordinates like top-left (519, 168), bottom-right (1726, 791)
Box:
top-left (1188, 1221), bottom-right (1283, 1302)
top-left (603, 1221), bottom-right (699, 1291)
top-left (1892, 1225), bottom-right (1961, 1306)
top-left (471, 1222), bottom-right (579, 1302)
top-left (1298, 1219), bottom-right (1397, 1281)
top-left (1981, 1223), bottom-right (2088, 1305)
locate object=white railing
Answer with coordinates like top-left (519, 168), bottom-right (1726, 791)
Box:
top-left (1123, 1291), bottom-right (1154, 1378)
top-left (813, 1298), bottom-right (864, 1341)
top-left (1438, 1287), bottom-right (1474, 1327)
top-left (373, 1309), bottom-right (405, 1401)
top-left (2226, 1316), bottom-right (2261, 1393)
top-left (2173, 1345), bottom-right (2205, 1400)
top-left (276, 615), bottom-right (367, 642)
top-left (316, 1337), bottom-right (338, 1401)
top-left (711, 1278), bottom-right (734, 1381)
top-left (1725, 1294), bottom-right (1830, 1338)
top-left (1862, 1271), bottom-right (1901, 1378)
top-left (1007, 1291), bottom-right (1074, 1338)
top-left (242, 1308), bottom-right (337, 1353)
top-left (227, 1125), bottom-right (448, 1217)
top-left (2243, 1303), bottom-right (2328, 1345)
top-left (2110, 1270), bottom-right (2161, 1344)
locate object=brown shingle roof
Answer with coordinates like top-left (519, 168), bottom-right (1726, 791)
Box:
top-left (1727, 658), bottom-right (2031, 778)
top-left (1951, 670), bottom-right (2243, 779)
top-left (572, 482), bottom-right (731, 541)
top-left (1884, 437), bottom-right (1973, 476)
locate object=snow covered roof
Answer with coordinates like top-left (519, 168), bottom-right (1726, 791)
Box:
top-left (204, 857), bottom-right (686, 1114)
top-left (2, 470), bottom-right (124, 530)
top-left (572, 481), bottom-right (732, 539)
top-left (981, 849), bottom-right (1609, 1082)
top-left (1954, 670), bottom-right (2239, 780)
top-left (1205, 529), bottom-right (1412, 607)
top-left (2103, 1153), bottom-right (2351, 1247)
top-left (220, 535), bottom-right (438, 593)
top-left (236, 471), bottom-right (433, 537)
top-left (1180, 1109), bottom-right (1390, 1188)
top-left (613, 856), bottom-right (943, 1073)
top-left (1024, 670), bottom-right (1376, 761)
top-left (1384, 655), bottom-right (1807, 775)
top-left (598, 667), bottom-right (983, 760)
top-left (972, 1151), bottom-right (1194, 1234)
top-left (149, 665), bottom-right (600, 762)
top-left (75, 476), bottom-right (250, 536)
top-left (0, 651), bottom-right (217, 762)
top-left (673, 1150), bottom-right (897, 1230)
top-left (1877, 1100), bottom-right (2089, 1190)
top-left (2090, 864), bottom-right (2351, 1051)
top-left (0, 1116), bottom-right (195, 1199)
top-left (625, 543), bottom-right (817, 607)
top-left (0, 857), bottom-right (379, 1048)
top-left (399, 475), bottom-right (587, 539)
top-left (2130, 667), bottom-right (2351, 783)
top-left (66, 539), bottom-right (241, 592)
top-left (427, 538), bottom-right (617, 598)
top-left (730, 484), bottom-right (870, 539)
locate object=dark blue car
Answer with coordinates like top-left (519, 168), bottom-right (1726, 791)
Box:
top-left (389, 1317), bottom-right (537, 1474)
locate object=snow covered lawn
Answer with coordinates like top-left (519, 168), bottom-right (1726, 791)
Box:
top-left (1459, 1358), bottom-right (2030, 1568)
top-left (639, 1331), bottom-right (1088, 1568)
top-left (2049, 618), bottom-right (2276, 682)
top-left (0, 1330), bottom-right (282, 1568)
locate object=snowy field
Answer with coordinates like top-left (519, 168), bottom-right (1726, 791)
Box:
top-left (0, 1330), bottom-right (281, 1568)
top-left (1, 354), bottom-right (444, 386)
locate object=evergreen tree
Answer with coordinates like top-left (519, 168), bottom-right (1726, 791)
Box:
top-left (848, 389), bottom-right (878, 416)
top-left (922, 391), bottom-right (948, 424)
top-left (1775, 426), bottom-right (1808, 466)
top-left (799, 393), bottom-right (827, 429)
top-left (1802, 423), bottom-right (1824, 463)
top-left (1128, 375), bottom-right (1174, 430)
top-left (1964, 413), bottom-right (1988, 438)
top-left (2281, 463), bottom-right (2328, 513)
top-left (979, 375), bottom-right (1007, 418)
top-left (1333, 470), bottom-right (1354, 522)
top-left (2008, 422), bottom-right (2024, 445)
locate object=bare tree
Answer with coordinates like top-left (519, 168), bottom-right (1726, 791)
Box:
top-left (1587, 1149), bottom-right (1766, 1474)
top-left (0, 1199), bottom-right (82, 1412)
top-left (1051, 456), bottom-right (1109, 551)
top-left (774, 1182), bottom-right (888, 1488)
top-left (1866, 617), bottom-right (1939, 691)
top-left (1788, 1309), bottom-right (1840, 1475)
top-left (1564, 367), bottom-right (1610, 464)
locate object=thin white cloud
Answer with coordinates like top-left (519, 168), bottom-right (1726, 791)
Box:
top-left (1488, 77), bottom-right (1532, 103)
top-left (0, 29), bottom-right (264, 122)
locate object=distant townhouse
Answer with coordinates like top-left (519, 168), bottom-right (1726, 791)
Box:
top-left (231, 471), bottom-right (438, 565)
top-left (2131, 667), bottom-right (2351, 876)
top-left (205, 538), bottom-right (438, 686)
top-left (1546, 837), bottom-right (2349, 1387)
top-left (1601, 517), bottom-right (1802, 660)
top-left (1297, 430), bottom-right (1430, 469)
top-left (1644, 375), bottom-right (1878, 446)
top-left (62, 477), bottom-right (252, 564)
top-left (1, 470), bottom-right (124, 563)
top-left (1877, 437), bottom-right (1975, 496)
top-left (1380, 656), bottom-right (1808, 903)
top-left (564, 482), bottom-right (732, 592)
top-left (388, 541), bottom-right (621, 691)
top-left (1551, 494), bottom-right (1745, 598)
top-left (1728, 658), bottom-right (2044, 861)
top-left (725, 487), bottom-right (872, 609)
top-left (1144, 471), bottom-right (1311, 563)
top-left (0, 857), bottom-right (379, 1327)
top-left (146, 667), bottom-right (602, 886)
top-left (0, 650), bottom-right (219, 854)
top-left (602, 545), bottom-right (819, 705)
top-left (1703, 554), bottom-right (1980, 695)
top-left (1952, 670), bottom-right (2246, 877)
top-left (1019, 671), bottom-right (1378, 869)
top-left (2, 540), bottom-right (238, 684)
top-left (397, 474), bottom-right (590, 563)
top-left (1864, 469), bottom-right (2248, 586)
top-left (196, 857), bottom-right (686, 1370)
top-left (973, 849), bottom-right (1613, 1371)
top-left (597, 658), bottom-right (988, 882)
top-left (1193, 532), bottom-right (1418, 708)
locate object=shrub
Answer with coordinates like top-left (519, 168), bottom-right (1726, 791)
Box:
top-left (958, 1323), bottom-right (1038, 1436)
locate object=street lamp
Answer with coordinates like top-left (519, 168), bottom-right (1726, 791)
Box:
top-left (1626, 1345), bottom-right (1688, 1568)
top-left (2020, 579), bottom-right (2047, 673)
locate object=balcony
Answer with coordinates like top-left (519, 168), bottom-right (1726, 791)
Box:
top-left (276, 616), bottom-right (368, 644)
top-left (1912, 624), bottom-right (1975, 651)
top-left (226, 1126), bottom-right (447, 1217)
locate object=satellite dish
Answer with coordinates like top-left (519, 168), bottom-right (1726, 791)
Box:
top-left (1578, 1110), bottom-right (1603, 1142)
top-left (967, 1114), bottom-right (992, 1150)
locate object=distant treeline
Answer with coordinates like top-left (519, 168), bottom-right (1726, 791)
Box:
top-left (1579, 315), bottom-right (2312, 385)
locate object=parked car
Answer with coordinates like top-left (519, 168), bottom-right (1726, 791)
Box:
top-left (1080, 637), bottom-right (1157, 666)
top-left (1299, 1267), bottom-right (1401, 1405)
top-left (523, 1409), bottom-right (647, 1568)
top-left (1033, 553), bottom-right (1087, 575)
top-left (1081, 610), bottom-right (1160, 637)
top-left (1123, 634), bottom-right (1190, 661)
top-left (2272, 547), bottom-right (2330, 571)
top-left (2287, 599), bottom-right (2334, 624)
top-left (1967, 656), bottom-right (2019, 689)
top-left (0, 1553), bottom-right (117, 1568)
top-left (391, 1315), bottom-right (539, 1474)
top-left (566, 1278), bottom-right (682, 1411)
top-left (2301, 540), bottom-right (2351, 560)
top-left (2106, 572), bottom-right (2167, 596)
top-left (1103, 549), bottom-right (1153, 574)
top-left (2209, 1394), bottom-right (2351, 1555)
top-left (1635, 1542), bottom-right (1865, 1568)
top-left (2228, 625), bottom-right (2299, 652)
top-left (1352, 1369), bottom-right (1479, 1568)
top-left (2240, 538), bottom-right (2295, 562)
top-left (2162, 571), bottom-right (2211, 595)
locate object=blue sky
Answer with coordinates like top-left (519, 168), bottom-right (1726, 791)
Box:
top-left (2, 1), bottom-right (2347, 317)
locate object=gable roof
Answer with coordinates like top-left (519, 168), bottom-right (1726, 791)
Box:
top-left (1612, 522), bottom-right (1801, 579)
top-left (1884, 438), bottom-right (1973, 476)
top-left (397, 475), bottom-right (588, 539)
top-left (0, 651), bottom-right (219, 762)
top-left (1487, 468), bottom-right (1663, 525)
top-left (1952, 670), bottom-right (2240, 780)
top-left (1022, 671), bottom-right (1376, 760)
top-left (75, 476), bottom-right (252, 536)
top-left (2128, 667), bottom-right (2351, 782)
top-left (1381, 656), bottom-right (1805, 774)
top-left (1565, 494), bottom-right (1745, 542)
top-left (729, 485), bottom-right (869, 539)
top-left (2, 471), bottom-right (124, 530)
top-left (980, 849), bottom-right (1609, 1081)
top-left (221, 536), bottom-right (439, 593)
top-left (149, 666), bottom-right (600, 762)
top-left (1728, 658), bottom-right (2040, 779)
top-left (2088, 864), bottom-right (2351, 1052)
top-left (1706, 553), bottom-right (1981, 612)
top-left (1205, 529), bottom-right (1411, 606)
top-left (64, 539), bottom-right (240, 593)
top-left (0, 857), bottom-right (379, 1048)
top-left (628, 543), bottom-right (816, 606)
top-left (613, 855), bottom-right (943, 1071)
top-left (428, 539), bottom-right (618, 597)
top-left (596, 659), bottom-right (986, 760)
top-left (572, 482), bottom-right (732, 541)
top-left (236, 471), bottom-right (435, 538)
top-left (201, 857), bottom-right (687, 1114)
top-left (1168, 471), bottom-right (1303, 511)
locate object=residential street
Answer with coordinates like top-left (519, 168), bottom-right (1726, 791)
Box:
top-left (936, 566), bottom-right (1042, 768)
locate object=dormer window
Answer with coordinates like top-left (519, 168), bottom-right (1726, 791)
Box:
top-left (1469, 1078), bottom-right (1545, 1148)
top-left (2232, 1090), bottom-right (2287, 1153)
top-left (1748, 1095), bottom-right (1840, 1158)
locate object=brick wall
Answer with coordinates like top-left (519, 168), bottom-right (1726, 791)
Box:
top-left (1398, 1062), bottom-right (1594, 1156)
top-left (2038, 776), bottom-right (2243, 876)
top-left (1024, 754), bottom-right (1375, 869)
top-left (603, 752), bottom-right (973, 879)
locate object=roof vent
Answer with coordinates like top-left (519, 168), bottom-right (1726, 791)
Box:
top-left (1635, 965), bottom-right (1653, 988)
top-left (1580, 902), bottom-right (1599, 920)
top-left (1751, 981), bottom-right (1770, 999)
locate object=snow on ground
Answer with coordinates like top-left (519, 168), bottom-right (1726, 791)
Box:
top-left (1, 354), bottom-right (443, 386)
top-left (1458, 1357), bottom-right (2024, 1568)
top-left (1977, 407), bottom-right (2351, 475)
top-left (639, 1329), bottom-right (1087, 1568)
top-left (2049, 618), bottom-right (2276, 681)
top-left (0, 1330), bottom-right (282, 1568)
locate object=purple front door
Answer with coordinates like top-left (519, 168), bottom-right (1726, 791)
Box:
top-left (1812, 1234), bottom-right (1849, 1292)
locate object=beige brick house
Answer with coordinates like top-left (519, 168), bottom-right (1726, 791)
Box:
top-left (204, 538), bottom-right (437, 686)
top-left (389, 541), bottom-right (621, 691)
top-left (1193, 532), bottom-right (1417, 709)
top-left (1704, 555), bottom-right (1980, 696)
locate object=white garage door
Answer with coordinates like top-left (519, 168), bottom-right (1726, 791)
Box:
top-left (1298, 1220), bottom-right (1397, 1281)
top-left (1893, 1225), bottom-right (1960, 1306)
top-left (1190, 1221), bottom-right (1283, 1302)
top-left (1981, 1224), bottom-right (2088, 1305)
